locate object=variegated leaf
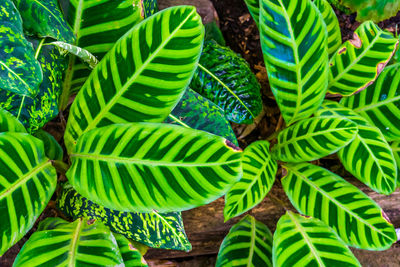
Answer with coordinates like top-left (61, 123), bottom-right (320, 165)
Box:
top-left (50, 41), bottom-right (98, 69)
top-left (113, 233), bottom-right (148, 267)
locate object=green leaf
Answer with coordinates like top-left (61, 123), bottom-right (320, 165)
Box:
top-left (328, 21), bottom-right (398, 96)
top-left (341, 63), bottom-right (400, 141)
top-left (0, 133), bottom-right (57, 256)
top-left (33, 129), bottom-right (63, 161)
top-left (313, 0), bottom-right (342, 56)
top-left (391, 141), bottom-right (400, 187)
top-left (341, 0), bottom-right (400, 22)
top-left (271, 116), bottom-right (358, 163)
top-left (13, 217), bottom-right (124, 266)
top-left (244, 0), bottom-right (260, 27)
top-left (204, 21), bottom-right (226, 46)
top-left (190, 41), bottom-right (262, 124)
top-left (282, 162), bottom-right (397, 250)
top-left (50, 41), bottom-right (98, 69)
top-left (12, 0), bottom-right (75, 43)
top-left (67, 123), bottom-right (242, 213)
top-left (0, 37), bottom-right (67, 133)
top-left (64, 6), bottom-right (204, 152)
top-left (113, 233), bottom-right (148, 267)
top-left (315, 101), bottom-right (397, 195)
top-left (216, 215), bottom-right (273, 267)
top-left (165, 88), bottom-right (238, 146)
top-left (224, 141), bottom-right (277, 221)
top-left (273, 212), bottom-right (361, 267)
top-left (57, 183), bottom-right (191, 251)
top-left (0, 0), bottom-right (42, 96)
top-left (0, 108), bottom-right (26, 133)
top-left (260, 0), bottom-right (329, 125)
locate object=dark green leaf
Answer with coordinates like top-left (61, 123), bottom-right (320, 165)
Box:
top-left (341, 0), bottom-right (400, 22)
top-left (33, 129), bottom-right (63, 161)
top-left (204, 21), bottom-right (226, 45)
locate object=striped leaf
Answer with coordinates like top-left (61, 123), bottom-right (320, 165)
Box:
top-left (113, 233), bottom-right (148, 267)
top-left (12, 0), bottom-right (75, 43)
top-left (67, 123), bottom-right (242, 213)
top-left (282, 162), bottom-right (397, 250)
top-left (33, 130), bottom-right (63, 161)
top-left (60, 0), bottom-right (157, 110)
top-left (315, 101), bottom-right (397, 195)
top-left (328, 21), bottom-right (398, 96)
top-left (165, 88), bottom-right (238, 146)
top-left (191, 41), bottom-right (262, 124)
top-left (13, 217), bottom-right (124, 266)
top-left (313, 0), bottom-right (342, 56)
top-left (57, 183), bottom-right (191, 251)
top-left (0, 133), bottom-right (57, 256)
top-left (341, 63), bottom-right (400, 141)
top-left (64, 6), bottom-right (204, 152)
top-left (271, 116), bottom-right (358, 163)
top-left (273, 212), bottom-right (361, 267)
top-left (244, 0), bottom-right (260, 27)
top-left (0, 108), bottom-right (26, 133)
top-left (50, 41), bottom-right (98, 69)
top-left (216, 215), bottom-right (273, 267)
top-left (224, 141), bottom-right (277, 221)
top-left (0, 0), bottom-right (42, 96)
top-left (260, 0), bottom-right (329, 125)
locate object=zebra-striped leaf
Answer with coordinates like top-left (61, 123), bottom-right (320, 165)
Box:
top-left (282, 162), bottom-right (397, 250)
top-left (50, 41), bottom-right (98, 69)
top-left (271, 116), bottom-right (358, 162)
top-left (0, 133), bottom-right (57, 256)
top-left (57, 183), bottom-right (191, 251)
top-left (64, 6), bottom-right (204, 152)
top-left (216, 215), bottom-right (273, 267)
top-left (315, 101), bottom-right (397, 195)
top-left (273, 212), bottom-right (361, 267)
top-left (341, 63), bottom-right (400, 141)
top-left (67, 123), bottom-right (242, 213)
top-left (33, 130), bottom-right (63, 161)
top-left (113, 233), bottom-right (148, 267)
top-left (260, 0), bottom-right (329, 125)
top-left (0, 108), bottom-right (26, 133)
top-left (328, 21), bottom-right (398, 96)
top-left (224, 141), bottom-right (277, 221)
top-left (13, 217), bottom-right (124, 266)
top-left (244, 0), bottom-right (260, 27)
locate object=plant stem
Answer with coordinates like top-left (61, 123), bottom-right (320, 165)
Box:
top-left (168, 114), bottom-right (190, 128)
top-left (51, 160), bottom-right (69, 174)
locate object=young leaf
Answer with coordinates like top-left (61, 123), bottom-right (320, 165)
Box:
top-left (282, 162), bottom-right (397, 250)
top-left (271, 116), bottom-right (358, 163)
top-left (0, 0), bottom-right (42, 96)
top-left (67, 123), bottom-right (242, 213)
top-left (315, 101), bottom-right (397, 195)
top-left (224, 141), bottom-right (277, 221)
top-left (0, 133), bottom-right (57, 256)
top-left (328, 21), bottom-right (398, 96)
top-left (13, 218), bottom-right (124, 266)
top-left (33, 130), bottom-right (63, 161)
top-left (57, 183), bottom-right (191, 251)
top-left (244, 0), bottom-right (260, 27)
top-left (190, 41), bottom-right (262, 124)
top-left (273, 212), bottom-right (361, 267)
top-left (112, 233), bottom-right (148, 267)
top-left (0, 108), bottom-right (26, 133)
top-left (64, 6), bottom-right (204, 152)
top-left (341, 0), bottom-right (400, 22)
top-left (12, 0), bottom-right (75, 43)
top-left (165, 88), bottom-right (238, 146)
top-left (341, 63), bottom-right (400, 141)
top-left (260, 0), bottom-right (329, 125)
top-left (216, 215), bottom-right (273, 267)
top-left (50, 41), bottom-right (98, 69)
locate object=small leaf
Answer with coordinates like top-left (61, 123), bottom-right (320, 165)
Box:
top-left (341, 0), bottom-right (400, 22)
top-left (50, 41), bottom-right (98, 69)
top-left (113, 233), bottom-right (148, 267)
top-left (33, 129), bottom-right (63, 161)
top-left (0, 108), bottom-right (26, 133)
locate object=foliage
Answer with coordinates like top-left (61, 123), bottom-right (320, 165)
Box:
top-left (340, 0), bottom-right (400, 22)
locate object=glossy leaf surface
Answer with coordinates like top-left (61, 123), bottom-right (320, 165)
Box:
top-left (224, 141), bottom-right (277, 221)
top-left (113, 233), bottom-right (148, 267)
top-left (64, 6), bottom-right (204, 151)
top-left (0, 108), bottom-right (26, 133)
top-left (260, 0), bottom-right (329, 125)
top-left (33, 130), bottom-right (63, 161)
top-left (282, 162), bottom-right (397, 250)
top-left (51, 41), bottom-right (98, 69)
top-left (341, 0), bottom-right (400, 22)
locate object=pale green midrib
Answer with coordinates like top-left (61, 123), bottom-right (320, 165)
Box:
top-left (152, 211), bottom-right (188, 247)
top-left (197, 63), bottom-right (255, 118)
top-left (287, 211), bottom-right (326, 267)
top-left (247, 216), bottom-right (256, 267)
top-left (0, 61), bottom-right (30, 91)
top-left (68, 218), bottom-right (83, 266)
top-left (168, 114), bottom-right (190, 128)
top-left (352, 95), bottom-right (400, 113)
top-left (0, 161), bottom-right (52, 202)
top-left (82, 9), bottom-right (196, 134)
top-left (32, 0), bottom-right (65, 30)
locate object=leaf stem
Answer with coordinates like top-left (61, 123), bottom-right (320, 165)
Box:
top-left (51, 160), bottom-right (69, 174)
top-left (168, 114), bottom-right (190, 128)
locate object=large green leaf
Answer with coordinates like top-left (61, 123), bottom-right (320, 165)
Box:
top-left (12, 0), bottom-right (75, 43)
top-left (67, 123), bottom-right (242, 213)
top-left (271, 116), bottom-right (358, 162)
top-left (341, 0), bottom-right (400, 22)
top-left (244, 0), bottom-right (260, 27)
top-left (260, 0), bottom-right (329, 125)
top-left (57, 183), bottom-right (191, 251)
top-left (224, 141), bottom-right (277, 221)
top-left (216, 215), bottom-right (273, 267)
top-left (190, 41), bottom-right (262, 124)
top-left (315, 101), bottom-right (397, 195)
top-left (13, 217), bottom-right (124, 266)
top-left (273, 212), bottom-right (361, 266)
top-left (0, 108), bottom-right (26, 133)
top-left (282, 162), bottom-right (397, 250)
top-left (60, 0), bottom-right (157, 110)
top-left (64, 6), bottom-right (204, 152)
top-left (0, 0), bottom-right (42, 96)
top-left (113, 233), bottom-right (148, 267)
top-left (165, 88), bottom-right (238, 146)
top-left (0, 133), bottom-right (57, 256)
top-left (33, 130), bottom-right (63, 161)
top-left (328, 21), bottom-right (398, 96)
top-left (341, 63), bottom-right (400, 141)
